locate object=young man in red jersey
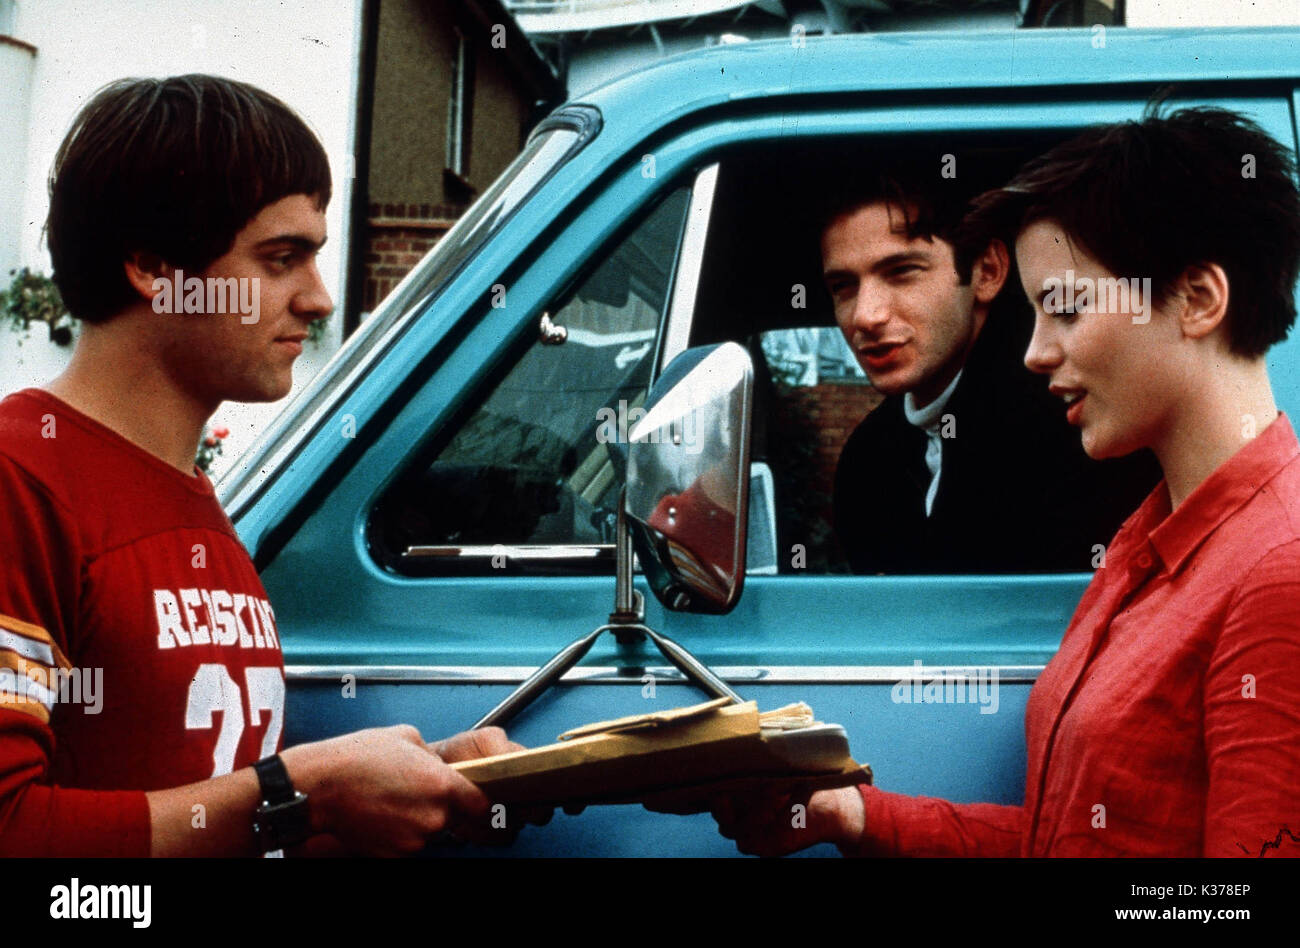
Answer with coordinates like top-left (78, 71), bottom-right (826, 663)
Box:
top-left (0, 75), bottom-right (524, 856)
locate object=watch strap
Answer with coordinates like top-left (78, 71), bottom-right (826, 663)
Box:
top-left (253, 754), bottom-right (296, 805)
top-left (252, 754), bottom-right (311, 853)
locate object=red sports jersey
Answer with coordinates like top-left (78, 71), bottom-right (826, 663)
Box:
top-left (0, 389), bottom-right (285, 856)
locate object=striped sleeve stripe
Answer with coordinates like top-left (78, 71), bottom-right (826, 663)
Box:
top-left (0, 613), bottom-right (71, 669)
top-left (0, 615), bottom-right (65, 725)
top-left (0, 691), bottom-right (52, 723)
top-left (0, 658), bottom-right (55, 723)
top-left (0, 694), bottom-right (52, 725)
top-left (0, 671), bottom-right (55, 711)
top-left (0, 650), bottom-right (59, 714)
top-left (0, 627), bottom-right (54, 667)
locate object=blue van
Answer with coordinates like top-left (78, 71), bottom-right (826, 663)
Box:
top-left (218, 26), bottom-right (1300, 856)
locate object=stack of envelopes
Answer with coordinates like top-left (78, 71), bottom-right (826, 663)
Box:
top-left (451, 697), bottom-right (871, 810)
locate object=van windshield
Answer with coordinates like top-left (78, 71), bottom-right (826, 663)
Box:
top-left (218, 123), bottom-right (586, 518)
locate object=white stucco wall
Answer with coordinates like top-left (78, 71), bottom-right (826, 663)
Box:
top-left (1, 0), bottom-right (360, 478)
top-left (1127, 0), bottom-right (1300, 27)
top-left (0, 37), bottom-right (35, 281)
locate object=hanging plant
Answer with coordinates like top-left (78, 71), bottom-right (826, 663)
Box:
top-left (0, 268), bottom-right (78, 346)
top-left (307, 316), bottom-right (330, 347)
top-left (195, 425), bottom-right (230, 474)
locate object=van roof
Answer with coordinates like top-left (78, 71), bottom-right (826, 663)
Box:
top-left (580, 26), bottom-right (1300, 119)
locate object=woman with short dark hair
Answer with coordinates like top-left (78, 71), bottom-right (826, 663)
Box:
top-left (704, 107), bottom-right (1300, 857)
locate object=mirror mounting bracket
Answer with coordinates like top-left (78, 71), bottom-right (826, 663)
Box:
top-left (472, 494), bottom-right (741, 730)
top-left (607, 499), bottom-right (645, 636)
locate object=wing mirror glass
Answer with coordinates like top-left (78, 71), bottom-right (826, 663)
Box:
top-left (624, 342), bottom-right (753, 613)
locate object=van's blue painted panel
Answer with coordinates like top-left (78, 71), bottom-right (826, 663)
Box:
top-left (269, 573), bottom-right (1089, 668)
top-left (284, 680), bottom-right (1029, 857)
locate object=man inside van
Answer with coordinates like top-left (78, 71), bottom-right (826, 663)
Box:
top-left (823, 161), bottom-right (1156, 573)
top-left (0, 75), bottom-right (525, 857)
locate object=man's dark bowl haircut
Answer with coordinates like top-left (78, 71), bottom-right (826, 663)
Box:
top-left (46, 74), bottom-right (332, 324)
top-left (963, 106), bottom-right (1300, 358)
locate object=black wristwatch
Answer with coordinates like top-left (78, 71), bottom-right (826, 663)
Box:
top-left (252, 755), bottom-right (312, 853)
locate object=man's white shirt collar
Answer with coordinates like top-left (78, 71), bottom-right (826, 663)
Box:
top-left (902, 369), bottom-right (962, 517)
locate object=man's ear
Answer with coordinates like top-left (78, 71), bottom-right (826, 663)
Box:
top-left (122, 252), bottom-right (173, 305)
top-left (1173, 262), bottom-right (1230, 341)
top-left (971, 239), bottom-right (1010, 304)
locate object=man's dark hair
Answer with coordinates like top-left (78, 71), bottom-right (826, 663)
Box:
top-left (47, 74), bottom-right (332, 323)
top-left (814, 152), bottom-right (1005, 284)
top-left (964, 106), bottom-right (1300, 357)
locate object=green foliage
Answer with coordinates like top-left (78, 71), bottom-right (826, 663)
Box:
top-left (306, 315), bottom-right (330, 347)
top-left (195, 425), bottom-right (229, 475)
top-left (0, 268), bottom-right (330, 348)
top-left (0, 269), bottom-right (78, 346)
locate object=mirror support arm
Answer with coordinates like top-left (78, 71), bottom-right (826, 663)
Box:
top-left (609, 497), bottom-right (641, 631)
top-left (642, 626), bottom-right (743, 706)
top-left (473, 493), bottom-right (741, 730)
top-left (471, 623), bottom-right (742, 730)
top-left (471, 628), bottom-right (605, 730)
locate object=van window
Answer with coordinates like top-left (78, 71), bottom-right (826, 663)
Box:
top-left (372, 187), bottom-right (693, 572)
top-left (687, 135), bottom-right (1160, 575)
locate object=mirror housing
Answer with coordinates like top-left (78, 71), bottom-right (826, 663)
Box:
top-left (624, 342), bottom-right (753, 614)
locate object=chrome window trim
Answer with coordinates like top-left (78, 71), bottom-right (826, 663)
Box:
top-left (658, 162), bottom-right (719, 375)
top-left (285, 664), bottom-right (1045, 684)
top-left (401, 544), bottom-right (614, 561)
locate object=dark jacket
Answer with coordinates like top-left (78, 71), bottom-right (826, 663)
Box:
top-left (833, 303), bottom-right (1161, 574)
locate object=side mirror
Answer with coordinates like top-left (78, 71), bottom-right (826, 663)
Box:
top-left (625, 342), bottom-right (753, 613)
top-left (472, 342), bottom-right (752, 727)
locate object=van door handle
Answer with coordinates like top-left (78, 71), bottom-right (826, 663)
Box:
top-left (538, 311), bottom-right (567, 345)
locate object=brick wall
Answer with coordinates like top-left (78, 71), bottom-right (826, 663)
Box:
top-left (773, 382), bottom-right (883, 502)
top-left (767, 381), bottom-right (883, 567)
top-left (362, 202), bottom-right (460, 312)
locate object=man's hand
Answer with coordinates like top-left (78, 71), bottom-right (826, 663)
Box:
top-left (281, 725), bottom-right (491, 857)
top-left (704, 785), bottom-right (865, 857)
top-left (428, 726), bottom-right (518, 763)
top-left (428, 726), bottom-right (553, 843)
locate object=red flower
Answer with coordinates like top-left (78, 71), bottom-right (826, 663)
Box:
top-left (212, 426), bottom-right (230, 439)
top-left (203, 435), bottom-right (218, 447)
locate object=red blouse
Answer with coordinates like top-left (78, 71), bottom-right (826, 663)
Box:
top-left (852, 413), bottom-right (1300, 857)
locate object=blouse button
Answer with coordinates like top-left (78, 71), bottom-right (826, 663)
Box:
top-left (1135, 551), bottom-right (1153, 570)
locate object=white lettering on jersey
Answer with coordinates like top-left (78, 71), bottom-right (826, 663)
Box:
top-left (245, 594), bottom-right (265, 649)
top-left (152, 589), bottom-right (280, 652)
top-left (258, 600), bottom-right (279, 649)
top-left (231, 593), bottom-right (254, 649)
top-left (179, 588), bottom-right (211, 645)
top-left (154, 590), bottom-right (189, 649)
top-left (185, 663), bottom-right (285, 778)
top-left (185, 663), bottom-right (244, 777)
top-left (209, 589), bottom-right (238, 646)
